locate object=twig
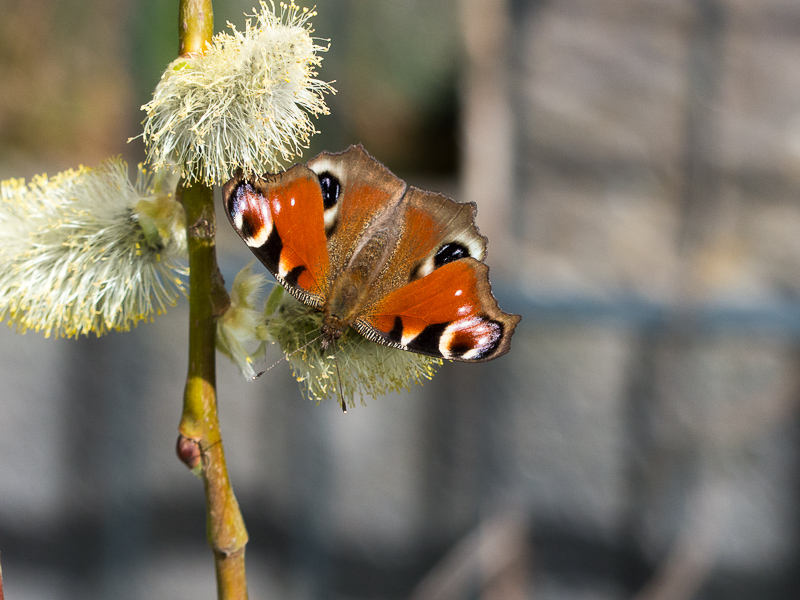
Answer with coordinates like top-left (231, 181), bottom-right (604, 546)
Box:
top-left (174, 3), bottom-right (248, 598)
top-left (179, 0), bottom-right (214, 57)
top-left (632, 478), bottom-right (725, 600)
top-left (409, 512), bottom-right (530, 600)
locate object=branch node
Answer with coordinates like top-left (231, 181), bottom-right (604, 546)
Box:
top-left (177, 434), bottom-right (203, 474)
top-left (189, 216), bottom-right (216, 239)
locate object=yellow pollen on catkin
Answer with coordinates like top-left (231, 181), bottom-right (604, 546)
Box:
top-left (0, 160), bottom-right (187, 338)
top-left (141, 1), bottom-right (334, 185)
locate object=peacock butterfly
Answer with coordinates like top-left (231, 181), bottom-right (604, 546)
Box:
top-left (222, 145), bottom-right (520, 370)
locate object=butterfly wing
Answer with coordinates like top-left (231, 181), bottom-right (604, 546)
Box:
top-left (222, 145), bottom-right (408, 307)
top-left (356, 259), bottom-right (519, 361)
top-left (306, 145), bottom-right (407, 276)
top-left (391, 186), bottom-right (488, 283)
top-left (222, 165), bottom-right (331, 307)
top-left (355, 187), bottom-right (520, 361)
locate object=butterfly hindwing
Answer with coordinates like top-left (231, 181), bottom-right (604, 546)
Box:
top-left (223, 165), bottom-right (330, 306)
top-left (351, 180), bottom-right (518, 362)
top-left (357, 259), bottom-right (520, 361)
top-left (392, 186), bottom-right (487, 284)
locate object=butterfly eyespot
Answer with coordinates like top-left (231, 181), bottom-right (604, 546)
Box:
top-left (440, 317), bottom-right (504, 360)
top-left (229, 182), bottom-right (272, 246)
top-left (434, 242), bottom-right (470, 268)
top-left (226, 183), bottom-right (247, 224)
top-left (238, 213), bottom-right (255, 240)
top-left (317, 171), bottom-right (341, 210)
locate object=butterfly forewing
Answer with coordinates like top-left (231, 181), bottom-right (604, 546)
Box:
top-left (223, 166), bottom-right (331, 306)
top-left (306, 146), bottom-right (407, 274)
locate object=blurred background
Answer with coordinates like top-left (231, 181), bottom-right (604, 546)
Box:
top-left (2, 0), bottom-right (800, 598)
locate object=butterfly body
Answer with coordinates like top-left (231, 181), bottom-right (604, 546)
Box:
top-left (321, 230), bottom-right (391, 346)
top-left (223, 145), bottom-right (520, 362)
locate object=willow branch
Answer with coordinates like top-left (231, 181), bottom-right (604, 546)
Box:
top-left (179, 0), bottom-right (214, 56)
top-left (175, 2), bottom-right (249, 599)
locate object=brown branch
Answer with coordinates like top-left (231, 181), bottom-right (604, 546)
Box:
top-left (174, 2), bottom-right (249, 599)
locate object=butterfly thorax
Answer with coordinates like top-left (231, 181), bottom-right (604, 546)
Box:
top-left (321, 229), bottom-right (394, 347)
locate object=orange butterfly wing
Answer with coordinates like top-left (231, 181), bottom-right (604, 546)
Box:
top-left (357, 259), bottom-right (520, 362)
top-left (223, 165), bottom-right (330, 306)
top-left (349, 182), bottom-right (518, 362)
top-left (306, 146), bottom-right (407, 276)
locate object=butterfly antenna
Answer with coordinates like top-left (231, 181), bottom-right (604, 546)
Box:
top-left (252, 333), bottom-right (325, 380)
top-left (333, 340), bottom-right (347, 413)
